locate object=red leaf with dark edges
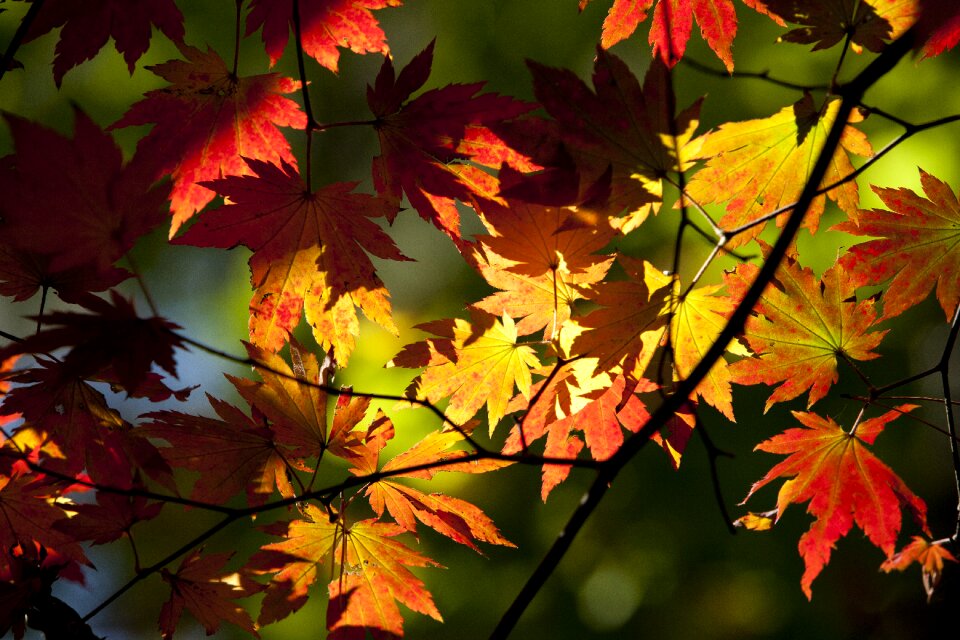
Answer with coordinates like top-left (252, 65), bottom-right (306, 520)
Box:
top-left (55, 490), bottom-right (162, 546)
top-left (367, 40), bottom-right (533, 244)
top-left (111, 43), bottom-right (307, 235)
top-left (0, 110), bottom-right (167, 278)
top-left (2, 360), bottom-right (176, 491)
top-left (0, 291), bottom-right (186, 398)
top-left (512, 51), bottom-right (702, 232)
top-left (177, 160), bottom-right (407, 361)
top-left (246, 0), bottom-right (401, 71)
top-left (23, 0), bottom-right (184, 85)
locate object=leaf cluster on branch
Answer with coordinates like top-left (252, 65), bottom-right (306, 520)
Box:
top-left (2, 0), bottom-right (960, 638)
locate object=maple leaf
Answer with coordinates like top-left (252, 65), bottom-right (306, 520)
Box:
top-left (111, 43), bottom-right (307, 235)
top-left (724, 243), bottom-right (887, 412)
top-left (0, 110), bottom-right (167, 278)
top-left (55, 490), bottom-right (162, 546)
top-left (159, 549), bottom-right (259, 639)
top-left (389, 311), bottom-right (541, 435)
top-left (753, 0), bottom-right (918, 53)
top-left (742, 406), bottom-right (928, 598)
top-left (353, 428), bottom-right (513, 550)
top-left (0, 474), bottom-right (88, 578)
top-left (0, 242), bottom-right (128, 305)
top-left (141, 393), bottom-right (294, 506)
top-left (570, 255), bottom-right (669, 383)
top-left (668, 283), bottom-right (740, 420)
top-left (22, 0), bottom-right (184, 86)
top-left (514, 51), bottom-right (703, 231)
top-left (1, 359), bottom-right (176, 491)
top-left (881, 536), bottom-right (958, 602)
top-left (246, 0), bottom-right (401, 71)
top-left (0, 291), bottom-right (186, 399)
top-left (367, 40), bottom-right (533, 243)
top-left (471, 197), bottom-right (616, 338)
top-left (224, 341), bottom-right (369, 465)
top-left (917, 0), bottom-right (960, 57)
top-left (579, 0), bottom-right (739, 71)
top-left (253, 505), bottom-right (441, 635)
top-left (177, 159), bottom-right (407, 361)
top-left (686, 94), bottom-right (873, 247)
top-left (833, 168), bottom-right (960, 321)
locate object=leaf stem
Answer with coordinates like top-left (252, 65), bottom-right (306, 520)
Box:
top-left (232, 0), bottom-right (242, 77)
top-left (291, 0), bottom-right (318, 191)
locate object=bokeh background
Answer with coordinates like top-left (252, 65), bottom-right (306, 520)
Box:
top-left (2, 1), bottom-right (959, 638)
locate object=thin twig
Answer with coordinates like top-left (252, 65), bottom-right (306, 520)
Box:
top-left (0, 0), bottom-right (45, 84)
top-left (681, 56), bottom-right (830, 93)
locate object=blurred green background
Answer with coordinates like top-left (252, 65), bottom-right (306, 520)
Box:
top-left (2, 1), bottom-right (959, 638)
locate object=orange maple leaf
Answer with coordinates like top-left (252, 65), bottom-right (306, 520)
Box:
top-left (834, 168), bottom-right (960, 321)
top-left (742, 407), bottom-right (928, 598)
top-left (353, 428), bottom-right (513, 550)
top-left (111, 43), bottom-right (307, 235)
top-left (570, 255), bottom-right (669, 383)
top-left (881, 536), bottom-right (958, 602)
top-left (472, 198), bottom-right (616, 338)
top-left (159, 549), bottom-right (259, 639)
top-left (177, 160), bottom-right (408, 361)
top-left (686, 94), bottom-right (873, 247)
top-left (724, 243), bottom-right (887, 412)
top-left (253, 506), bottom-right (441, 636)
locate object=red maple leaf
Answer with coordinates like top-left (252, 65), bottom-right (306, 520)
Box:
top-left (22, 0), bottom-right (184, 85)
top-left (833, 168), bottom-right (960, 321)
top-left (176, 159), bottom-right (408, 361)
top-left (159, 549), bottom-right (259, 639)
top-left (0, 291), bottom-right (186, 399)
top-left (142, 393), bottom-right (295, 507)
top-left (367, 40), bottom-right (533, 244)
top-left (742, 407), bottom-right (928, 598)
top-left (881, 536), bottom-right (958, 602)
top-left (54, 490), bottom-right (162, 546)
top-left (246, 0), bottom-right (401, 71)
top-left (508, 51), bottom-right (702, 231)
top-left (111, 43), bottom-right (307, 235)
top-left (0, 109), bottom-right (167, 278)
top-left (1, 360), bottom-right (176, 491)
top-left (0, 474), bottom-right (89, 578)
top-left (579, 0), bottom-right (740, 71)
